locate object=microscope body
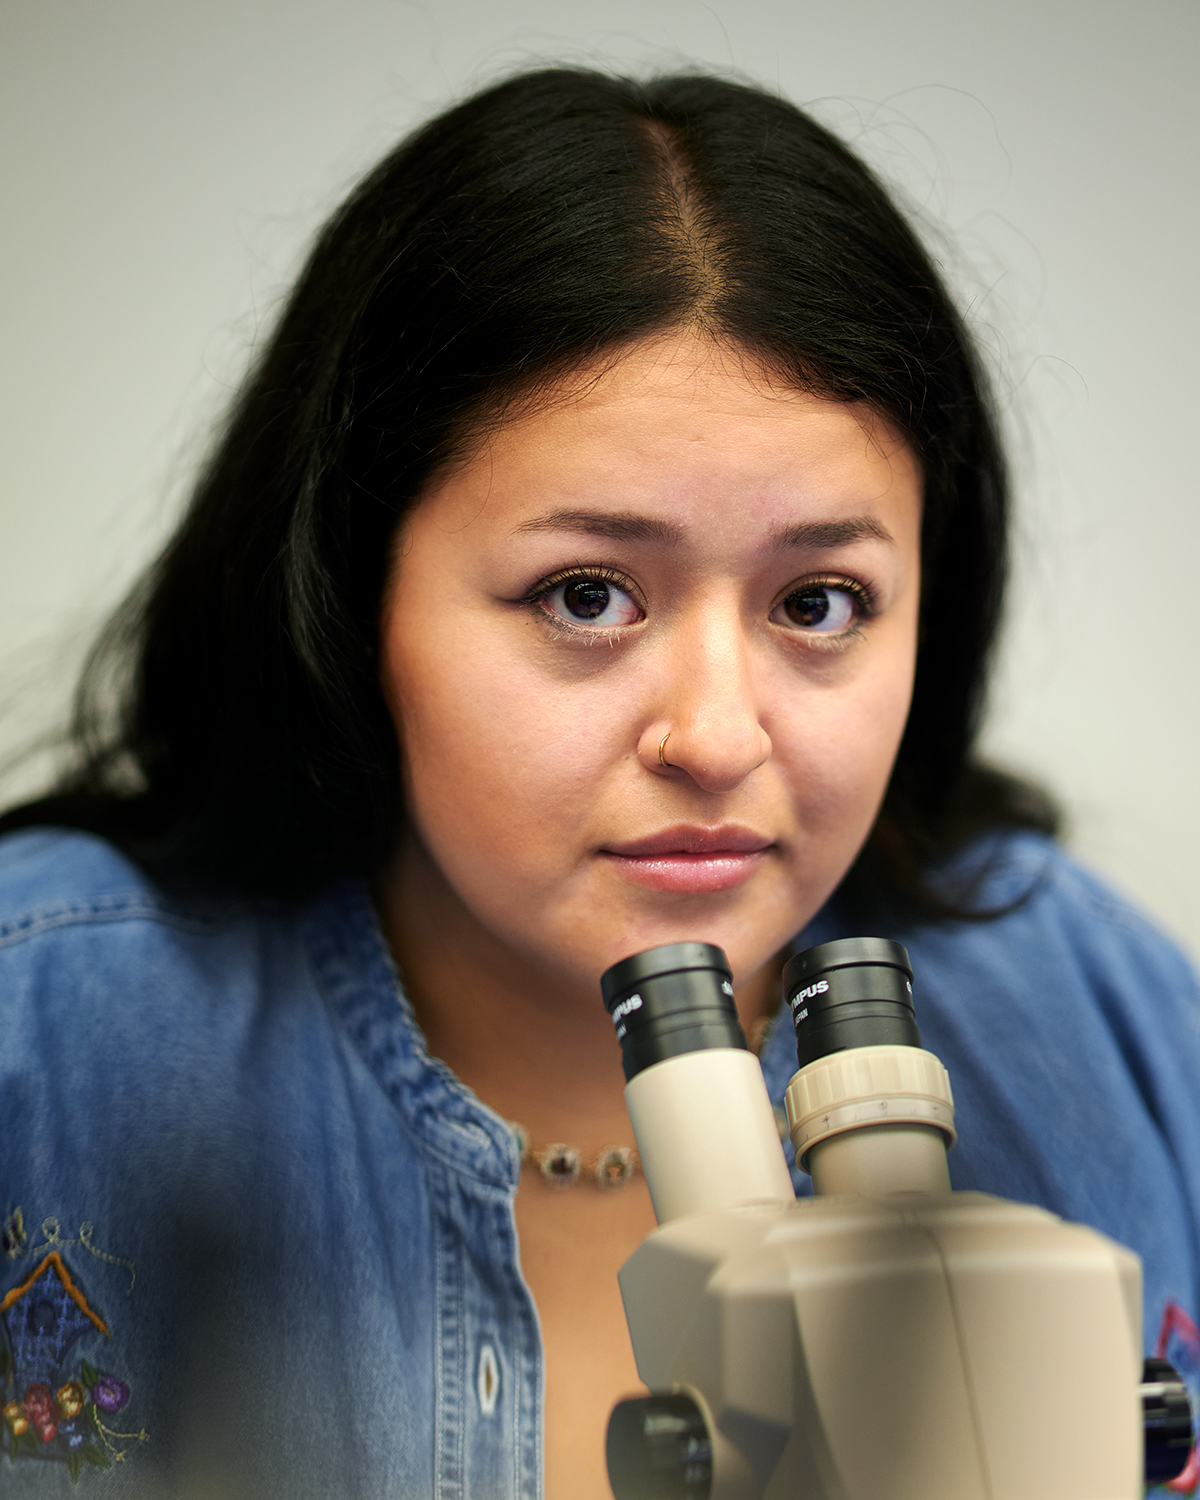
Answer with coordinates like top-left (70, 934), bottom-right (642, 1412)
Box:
top-left (601, 940), bottom-right (1187, 1500)
top-left (619, 1183), bottom-right (1143, 1500)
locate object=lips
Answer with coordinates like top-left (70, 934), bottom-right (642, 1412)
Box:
top-left (600, 825), bottom-right (772, 894)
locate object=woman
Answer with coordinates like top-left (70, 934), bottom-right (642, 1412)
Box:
top-left (1, 68), bottom-right (1197, 1498)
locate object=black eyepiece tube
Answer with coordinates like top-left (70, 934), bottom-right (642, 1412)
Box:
top-left (784, 936), bottom-right (920, 1071)
top-left (601, 942), bottom-right (748, 1083)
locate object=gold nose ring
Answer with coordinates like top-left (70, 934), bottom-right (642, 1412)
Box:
top-left (658, 732), bottom-right (673, 768)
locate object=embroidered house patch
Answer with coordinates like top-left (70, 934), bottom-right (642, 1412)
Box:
top-left (1, 1249), bottom-right (141, 1482)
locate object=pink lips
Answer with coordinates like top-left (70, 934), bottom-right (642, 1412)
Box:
top-left (601, 824), bottom-right (772, 894)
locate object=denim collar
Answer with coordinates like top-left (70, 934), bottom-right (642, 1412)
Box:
top-left (301, 876), bottom-right (524, 1191)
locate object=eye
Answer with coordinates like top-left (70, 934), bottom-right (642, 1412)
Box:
top-left (770, 580), bottom-right (864, 635)
top-left (540, 573), bottom-right (642, 630)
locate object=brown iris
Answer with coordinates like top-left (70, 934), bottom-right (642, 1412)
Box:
top-left (782, 587), bottom-right (832, 628)
top-left (562, 579), bottom-right (611, 619)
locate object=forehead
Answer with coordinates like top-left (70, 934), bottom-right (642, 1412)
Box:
top-left (421, 332), bottom-right (922, 546)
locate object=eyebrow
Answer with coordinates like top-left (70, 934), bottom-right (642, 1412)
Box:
top-left (513, 508), bottom-right (894, 551)
top-left (767, 517), bottom-right (895, 551)
top-left (512, 510), bottom-right (684, 545)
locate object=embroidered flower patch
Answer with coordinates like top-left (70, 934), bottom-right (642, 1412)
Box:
top-left (1, 1244), bottom-right (146, 1481)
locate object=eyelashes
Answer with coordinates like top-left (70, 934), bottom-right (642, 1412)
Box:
top-left (522, 565), bottom-right (644, 638)
top-left (521, 565), bottom-right (878, 646)
top-left (769, 574), bottom-right (877, 641)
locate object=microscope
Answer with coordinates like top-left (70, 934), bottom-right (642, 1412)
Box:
top-left (600, 938), bottom-right (1193, 1499)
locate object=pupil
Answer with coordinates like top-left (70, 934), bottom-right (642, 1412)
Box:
top-left (564, 580), bottom-right (610, 619)
top-left (787, 588), bottom-right (830, 628)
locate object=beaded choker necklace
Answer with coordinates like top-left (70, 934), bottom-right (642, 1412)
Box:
top-left (507, 1015), bottom-right (779, 1191)
top-left (508, 1123), bottom-right (640, 1190)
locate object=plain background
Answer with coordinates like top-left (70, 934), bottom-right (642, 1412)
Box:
top-left (1, 0), bottom-right (1196, 959)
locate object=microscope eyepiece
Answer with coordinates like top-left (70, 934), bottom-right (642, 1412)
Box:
top-left (784, 936), bottom-right (920, 1070)
top-left (601, 942), bottom-right (793, 1222)
top-left (602, 941), bottom-right (747, 1084)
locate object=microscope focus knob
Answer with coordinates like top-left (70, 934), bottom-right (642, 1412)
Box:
top-left (1141, 1356), bottom-right (1194, 1483)
top-left (606, 1391), bottom-right (713, 1499)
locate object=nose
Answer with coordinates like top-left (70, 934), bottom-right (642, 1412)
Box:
top-left (639, 608), bottom-right (771, 794)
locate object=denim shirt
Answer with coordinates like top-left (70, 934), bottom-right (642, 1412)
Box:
top-left (2, 827), bottom-right (1199, 1497)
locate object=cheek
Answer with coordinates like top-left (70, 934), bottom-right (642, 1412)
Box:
top-left (382, 613), bottom-right (626, 880)
top-left (776, 641), bottom-right (915, 835)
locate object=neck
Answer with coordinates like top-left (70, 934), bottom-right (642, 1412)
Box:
top-left (373, 837), bottom-right (783, 1151)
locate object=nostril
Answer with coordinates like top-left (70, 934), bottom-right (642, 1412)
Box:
top-left (672, 727), bottom-right (772, 794)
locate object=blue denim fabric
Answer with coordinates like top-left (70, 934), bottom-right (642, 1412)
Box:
top-left (1, 827), bottom-right (1198, 1497)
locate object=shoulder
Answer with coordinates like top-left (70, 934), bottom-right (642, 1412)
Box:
top-left (0, 825), bottom-right (239, 938)
top-left (0, 828), bottom-right (358, 1232)
top-left (0, 826), bottom-right (312, 1051)
top-left (0, 826), bottom-right (274, 1020)
top-left (797, 829), bottom-right (1198, 1034)
top-left (968, 827), bottom-right (1187, 945)
top-left (907, 829), bottom-right (1198, 1023)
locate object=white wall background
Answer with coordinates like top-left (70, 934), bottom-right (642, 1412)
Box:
top-left (2, 0), bottom-right (1196, 958)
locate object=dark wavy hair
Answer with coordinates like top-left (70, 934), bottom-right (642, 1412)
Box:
top-left (0, 67), bottom-right (1055, 909)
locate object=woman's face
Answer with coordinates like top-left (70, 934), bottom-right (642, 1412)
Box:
top-left (380, 333), bottom-right (922, 997)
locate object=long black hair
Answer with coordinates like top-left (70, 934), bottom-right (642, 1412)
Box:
top-left (0, 67), bottom-right (1055, 907)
